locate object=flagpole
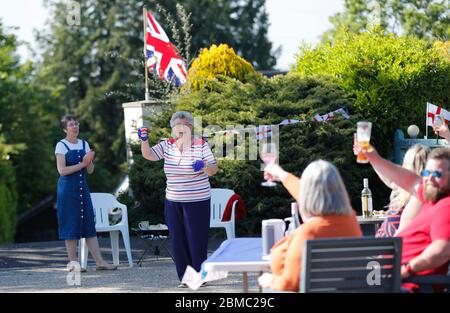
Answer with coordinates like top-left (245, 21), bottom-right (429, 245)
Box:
top-left (425, 102), bottom-right (428, 139)
top-left (143, 6), bottom-right (149, 101)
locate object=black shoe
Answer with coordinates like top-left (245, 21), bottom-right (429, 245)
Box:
top-left (200, 282), bottom-right (208, 288)
top-left (177, 283), bottom-right (188, 288)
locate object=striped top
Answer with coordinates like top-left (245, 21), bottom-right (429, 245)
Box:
top-left (151, 137), bottom-right (216, 202)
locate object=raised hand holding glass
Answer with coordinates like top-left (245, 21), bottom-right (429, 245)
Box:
top-left (433, 115), bottom-right (444, 144)
top-left (260, 143), bottom-right (278, 187)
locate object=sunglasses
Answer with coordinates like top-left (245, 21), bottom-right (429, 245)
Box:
top-left (67, 122), bottom-right (80, 128)
top-left (420, 169), bottom-right (444, 178)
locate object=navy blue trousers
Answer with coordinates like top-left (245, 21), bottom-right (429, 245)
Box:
top-left (165, 199), bottom-right (211, 280)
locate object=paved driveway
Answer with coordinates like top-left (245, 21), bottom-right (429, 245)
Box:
top-left (0, 236), bottom-right (260, 293)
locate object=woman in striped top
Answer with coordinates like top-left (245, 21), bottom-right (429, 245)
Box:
top-left (138, 111), bottom-right (218, 287)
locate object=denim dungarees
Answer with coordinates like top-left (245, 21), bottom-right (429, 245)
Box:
top-left (56, 140), bottom-right (96, 240)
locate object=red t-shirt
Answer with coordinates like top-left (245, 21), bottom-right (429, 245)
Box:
top-left (397, 183), bottom-right (450, 276)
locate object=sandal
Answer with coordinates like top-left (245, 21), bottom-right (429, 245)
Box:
top-left (95, 265), bottom-right (118, 271)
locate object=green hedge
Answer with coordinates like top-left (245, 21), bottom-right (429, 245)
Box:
top-left (292, 26), bottom-right (450, 155)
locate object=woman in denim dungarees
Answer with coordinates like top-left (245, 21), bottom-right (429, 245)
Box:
top-left (55, 115), bottom-right (116, 271)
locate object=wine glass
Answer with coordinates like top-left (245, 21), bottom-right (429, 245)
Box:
top-left (260, 143), bottom-right (278, 187)
top-left (433, 115), bottom-right (444, 144)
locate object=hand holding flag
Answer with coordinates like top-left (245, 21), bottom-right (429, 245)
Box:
top-left (138, 127), bottom-right (148, 141)
top-left (433, 121), bottom-right (450, 143)
top-left (192, 160), bottom-right (205, 172)
top-left (426, 102), bottom-right (450, 139)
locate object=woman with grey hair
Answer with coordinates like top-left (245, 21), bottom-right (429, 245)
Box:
top-left (138, 111), bottom-right (218, 288)
top-left (258, 160), bottom-right (362, 291)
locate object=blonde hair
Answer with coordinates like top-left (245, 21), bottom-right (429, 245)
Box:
top-left (298, 160), bottom-right (353, 217)
top-left (390, 144), bottom-right (430, 209)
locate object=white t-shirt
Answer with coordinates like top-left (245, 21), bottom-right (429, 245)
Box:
top-left (55, 139), bottom-right (91, 155)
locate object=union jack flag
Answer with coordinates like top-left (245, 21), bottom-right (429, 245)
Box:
top-left (145, 11), bottom-right (187, 86)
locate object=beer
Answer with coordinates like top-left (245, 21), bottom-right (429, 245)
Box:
top-left (361, 178), bottom-right (373, 218)
top-left (356, 121), bottom-right (372, 164)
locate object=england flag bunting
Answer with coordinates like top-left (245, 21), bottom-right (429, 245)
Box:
top-left (256, 125), bottom-right (273, 140)
top-left (278, 119), bottom-right (301, 125)
top-left (145, 10), bottom-right (187, 86)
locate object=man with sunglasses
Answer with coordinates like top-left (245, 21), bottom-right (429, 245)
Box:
top-left (361, 145), bottom-right (450, 291)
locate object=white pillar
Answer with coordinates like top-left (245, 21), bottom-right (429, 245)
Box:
top-left (122, 100), bottom-right (164, 166)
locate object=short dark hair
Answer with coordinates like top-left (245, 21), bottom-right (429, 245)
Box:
top-left (60, 115), bottom-right (77, 130)
top-left (428, 147), bottom-right (450, 170)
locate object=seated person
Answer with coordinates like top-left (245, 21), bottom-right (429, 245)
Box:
top-left (359, 144), bottom-right (450, 291)
top-left (258, 160), bottom-right (362, 292)
top-left (375, 144), bottom-right (430, 237)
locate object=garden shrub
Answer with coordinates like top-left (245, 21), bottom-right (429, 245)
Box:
top-left (184, 44), bottom-right (255, 92)
top-left (128, 74), bottom-right (385, 235)
top-left (292, 26), bottom-right (450, 156)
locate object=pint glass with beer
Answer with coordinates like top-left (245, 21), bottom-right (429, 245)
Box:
top-left (356, 121), bottom-right (372, 164)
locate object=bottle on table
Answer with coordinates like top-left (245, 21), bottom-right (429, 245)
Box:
top-left (361, 178), bottom-right (373, 218)
top-left (284, 202), bottom-right (301, 236)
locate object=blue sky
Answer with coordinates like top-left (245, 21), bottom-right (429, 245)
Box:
top-left (0, 0), bottom-right (344, 70)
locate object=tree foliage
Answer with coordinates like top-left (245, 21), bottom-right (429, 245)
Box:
top-left (0, 124), bottom-right (20, 243)
top-left (0, 157), bottom-right (17, 243)
top-left (184, 44), bottom-right (255, 91)
top-left (0, 21), bottom-right (58, 219)
top-left (324, 0), bottom-right (450, 42)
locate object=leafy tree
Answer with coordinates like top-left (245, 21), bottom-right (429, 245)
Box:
top-left (0, 21), bottom-right (57, 214)
top-left (0, 128), bottom-right (18, 243)
top-left (324, 0), bottom-right (450, 42)
top-left (128, 73), bottom-right (383, 235)
top-left (147, 0), bottom-right (279, 70)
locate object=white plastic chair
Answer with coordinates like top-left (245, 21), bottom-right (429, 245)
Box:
top-left (210, 188), bottom-right (238, 239)
top-left (79, 193), bottom-right (133, 268)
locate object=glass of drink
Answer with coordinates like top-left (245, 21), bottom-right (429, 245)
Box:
top-left (356, 121), bottom-right (372, 164)
top-left (260, 142), bottom-right (278, 187)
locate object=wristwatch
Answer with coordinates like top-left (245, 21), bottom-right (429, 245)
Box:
top-left (404, 262), bottom-right (416, 276)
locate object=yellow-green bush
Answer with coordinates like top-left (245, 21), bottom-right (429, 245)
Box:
top-left (434, 41), bottom-right (450, 63)
top-left (185, 44), bottom-right (255, 91)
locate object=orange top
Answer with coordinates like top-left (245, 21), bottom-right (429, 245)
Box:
top-left (270, 215), bottom-right (362, 291)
